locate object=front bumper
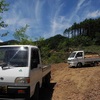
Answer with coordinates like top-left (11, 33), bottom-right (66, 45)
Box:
top-left (0, 85), bottom-right (30, 99)
top-left (67, 61), bottom-right (77, 67)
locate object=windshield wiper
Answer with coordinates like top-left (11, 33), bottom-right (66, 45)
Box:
top-left (0, 62), bottom-right (8, 67)
top-left (0, 62), bottom-right (16, 70)
top-left (9, 49), bottom-right (20, 63)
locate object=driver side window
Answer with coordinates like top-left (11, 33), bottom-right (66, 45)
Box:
top-left (31, 48), bottom-right (40, 69)
top-left (76, 52), bottom-right (83, 58)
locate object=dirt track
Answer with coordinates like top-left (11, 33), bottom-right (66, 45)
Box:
top-left (40, 63), bottom-right (100, 100)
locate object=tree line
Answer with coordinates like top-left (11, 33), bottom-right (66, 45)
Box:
top-left (63, 18), bottom-right (100, 45)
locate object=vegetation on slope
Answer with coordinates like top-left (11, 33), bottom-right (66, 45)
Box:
top-left (1, 18), bottom-right (100, 64)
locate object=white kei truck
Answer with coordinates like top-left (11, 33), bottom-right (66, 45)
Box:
top-left (67, 50), bottom-right (100, 67)
top-left (0, 45), bottom-right (51, 100)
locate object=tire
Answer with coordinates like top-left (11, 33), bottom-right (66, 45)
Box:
top-left (33, 83), bottom-right (40, 100)
top-left (77, 62), bottom-right (82, 67)
top-left (94, 61), bottom-right (98, 66)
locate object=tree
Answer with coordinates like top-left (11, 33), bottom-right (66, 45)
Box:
top-left (13, 24), bottom-right (29, 41)
top-left (0, 0), bottom-right (9, 36)
top-left (64, 17), bottom-right (100, 43)
top-left (95, 32), bottom-right (100, 45)
top-left (13, 24), bottom-right (34, 45)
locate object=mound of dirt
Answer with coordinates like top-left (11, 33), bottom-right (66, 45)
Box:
top-left (51, 63), bottom-right (100, 100)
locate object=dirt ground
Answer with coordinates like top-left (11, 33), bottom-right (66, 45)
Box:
top-left (40, 63), bottom-right (100, 100)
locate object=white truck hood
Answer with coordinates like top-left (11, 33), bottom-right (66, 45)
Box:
top-left (0, 67), bottom-right (29, 83)
top-left (68, 57), bottom-right (75, 61)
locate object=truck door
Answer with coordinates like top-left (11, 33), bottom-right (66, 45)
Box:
top-left (30, 48), bottom-right (42, 97)
top-left (76, 52), bottom-right (84, 64)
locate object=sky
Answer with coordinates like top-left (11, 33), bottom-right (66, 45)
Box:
top-left (0, 0), bottom-right (100, 42)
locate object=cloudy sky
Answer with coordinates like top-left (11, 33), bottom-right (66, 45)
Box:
top-left (1, 0), bottom-right (100, 41)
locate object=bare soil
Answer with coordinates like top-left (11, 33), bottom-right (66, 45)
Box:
top-left (40, 63), bottom-right (100, 100)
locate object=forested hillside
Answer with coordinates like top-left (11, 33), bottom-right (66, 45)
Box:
top-left (1, 17), bottom-right (100, 64)
top-left (35, 35), bottom-right (69, 64)
top-left (36, 18), bottom-right (100, 64)
top-left (64, 17), bottom-right (100, 45)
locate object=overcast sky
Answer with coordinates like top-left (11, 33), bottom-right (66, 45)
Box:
top-left (1, 0), bottom-right (100, 41)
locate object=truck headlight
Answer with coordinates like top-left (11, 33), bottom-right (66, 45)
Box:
top-left (15, 77), bottom-right (30, 84)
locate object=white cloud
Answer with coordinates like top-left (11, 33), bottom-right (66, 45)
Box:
top-left (77, 0), bottom-right (86, 10)
top-left (50, 16), bottom-right (71, 36)
top-left (49, 0), bottom-right (68, 36)
top-left (3, 3), bottom-right (31, 31)
top-left (35, 0), bottom-right (45, 25)
top-left (64, 0), bottom-right (92, 27)
top-left (50, 0), bottom-right (88, 36)
top-left (2, 0), bottom-right (38, 35)
top-left (35, 0), bottom-right (41, 24)
top-left (87, 10), bottom-right (100, 18)
top-left (68, 0), bottom-right (86, 23)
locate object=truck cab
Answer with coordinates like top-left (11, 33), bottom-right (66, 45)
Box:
top-left (0, 45), bottom-right (51, 100)
top-left (68, 51), bottom-right (85, 67)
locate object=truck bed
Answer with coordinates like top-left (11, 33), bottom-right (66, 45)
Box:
top-left (85, 54), bottom-right (100, 58)
top-left (84, 57), bottom-right (100, 63)
top-left (42, 65), bottom-right (51, 78)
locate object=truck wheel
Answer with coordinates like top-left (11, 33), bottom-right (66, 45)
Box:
top-left (33, 83), bottom-right (40, 100)
top-left (90, 62), bottom-right (95, 67)
top-left (94, 61), bottom-right (98, 66)
top-left (77, 63), bottom-right (82, 67)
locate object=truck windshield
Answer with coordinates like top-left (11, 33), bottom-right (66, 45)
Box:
top-left (69, 52), bottom-right (76, 58)
top-left (0, 47), bottom-right (28, 68)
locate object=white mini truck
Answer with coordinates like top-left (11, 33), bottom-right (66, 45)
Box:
top-left (0, 45), bottom-right (51, 100)
top-left (68, 50), bottom-right (100, 67)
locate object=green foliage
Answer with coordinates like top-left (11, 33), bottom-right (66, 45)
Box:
top-left (43, 51), bottom-right (68, 64)
top-left (64, 17), bottom-right (100, 45)
top-left (83, 45), bottom-right (100, 54)
top-left (95, 32), bottom-right (100, 45)
top-left (13, 24), bottom-right (29, 42)
top-left (40, 46), bottom-right (50, 64)
top-left (70, 36), bottom-right (93, 46)
top-left (48, 54), bottom-right (62, 64)
top-left (7, 33), bottom-right (100, 64)
top-left (44, 35), bottom-right (68, 50)
top-left (36, 35), bottom-right (70, 64)
top-left (58, 40), bottom-right (69, 51)
top-left (0, 0), bottom-right (9, 13)
top-left (35, 36), bottom-right (45, 48)
top-left (13, 24), bottom-right (35, 45)
top-left (18, 39), bottom-right (34, 45)
top-left (9, 17), bottom-right (100, 64)
top-left (0, 0), bottom-right (9, 36)
top-left (33, 34), bottom-right (100, 64)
